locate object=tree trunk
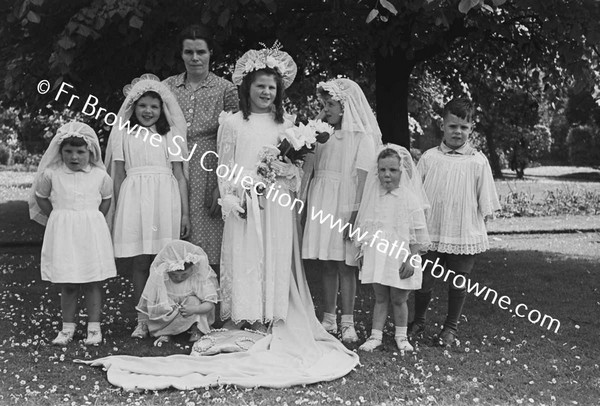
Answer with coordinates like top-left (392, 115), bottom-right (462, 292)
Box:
top-left (375, 50), bottom-right (414, 149)
top-left (484, 128), bottom-right (504, 179)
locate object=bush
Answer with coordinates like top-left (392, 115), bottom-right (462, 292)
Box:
top-left (567, 125), bottom-right (600, 166)
top-left (498, 187), bottom-right (600, 218)
top-left (0, 144), bottom-right (11, 165)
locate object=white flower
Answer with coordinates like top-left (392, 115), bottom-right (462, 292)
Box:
top-left (218, 110), bottom-right (233, 125)
top-left (166, 260), bottom-right (185, 272)
top-left (308, 119), bottom-right (334, 135)
top-left (284, 124), bottom-right (316, 151)
top-left (265, 56), bottom-right (278, 69)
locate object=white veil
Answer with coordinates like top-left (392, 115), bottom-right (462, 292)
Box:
top-left (355, 143), bottom-right (430, 250)
top-left (104, 74), bottom-right (189, 228)
top-left (316, 79), bottom-right (383, 218)
top-left (29, 121), bottom-right (104, 226)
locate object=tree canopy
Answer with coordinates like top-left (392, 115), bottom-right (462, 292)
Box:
top-left (1, 0), bottom-right (599, 157)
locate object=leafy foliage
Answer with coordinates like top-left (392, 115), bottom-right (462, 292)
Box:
top-left (498, 186), bottom-right (600, 218)
top-left (1, 0), bottom-right (599, 153)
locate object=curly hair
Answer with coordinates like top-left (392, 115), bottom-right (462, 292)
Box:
top-left (239, 68), bottom-right (285, 123)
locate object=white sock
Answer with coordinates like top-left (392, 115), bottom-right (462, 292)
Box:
top-left (88, 322), bottom-right (101, 333)
top-left (341, 314), bottom-right (354, 326)
top-left (322, 312), bottom-right (336, 324)
top-left (370, 329), bottom-right (383, 341)
top-left (395, 326), bottom-right (407, 340)
top-left (62, 322), bottom-right (76, 334)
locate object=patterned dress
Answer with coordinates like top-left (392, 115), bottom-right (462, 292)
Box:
top-left (164, 72), bottom-right (239, 265)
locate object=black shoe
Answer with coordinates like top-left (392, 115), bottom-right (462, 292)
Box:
top-left (407, 321), bottom-right (425, 338)
top-left (436, 328), bottom-right (456, 347)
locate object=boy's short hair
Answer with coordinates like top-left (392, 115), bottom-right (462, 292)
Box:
top-left (443, 97), bottom-right (474, 121)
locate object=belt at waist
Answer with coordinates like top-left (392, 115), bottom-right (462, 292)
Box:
top-left (127, 166), bottom-right (172, 176)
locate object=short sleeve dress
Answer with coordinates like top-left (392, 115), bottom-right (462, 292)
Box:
top-left (111, 128), bottom-right (183, 257)
top-left (358, 185), bottom-right (430, 290)
top-left (164, 72), bottom-right (239, 265)
top-left (35, 164), bottom-right (116, 283)
top-left (302, 131), bottom-right (375, 265)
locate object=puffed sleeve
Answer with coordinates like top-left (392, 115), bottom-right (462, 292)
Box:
top-left (34, 169), bottom-right (52, 198)
top-left (196, 265), bottom-right (220, 304)
top-left (216, 115), bottom-right (242, 218)
top-left (223, 81), bottom-right (239, 113)
top-left (355, 134), bottom-right (375, 171)
top-left (476, 153), bottom-right (501, 217)
top-left (109, 127), bottom-right (125, 162)
top-left (100, 172), bottom-right (113, 200)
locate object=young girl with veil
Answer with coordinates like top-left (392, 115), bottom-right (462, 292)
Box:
top-left (354, 145), bottom-right (430, 352)
top-left (301, 78), bottom-right (382, 343)
top-left (83, 49), bottom-right (361, 389)
top-left (136, 240), bottom-right (219, 346)
top-left (217, 44), bottom-right (300, 331)
top-left (29, 122), bottom-right (116, 346)
top-left (105, 74), bottom-right (190, 339)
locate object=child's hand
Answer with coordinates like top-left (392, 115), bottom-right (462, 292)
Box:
top-left (272, 158), bottom-right (295, 177)
top-left (399, 262), bottom-right (415, 279)
top-left (180, 302), bottom-right (199, 317)
top-left (343, 211), bottom-right (358, 241)
top-left (180, 215), bottom-right (191, 239)
top-left (357, 255), bottom-right (363, 270)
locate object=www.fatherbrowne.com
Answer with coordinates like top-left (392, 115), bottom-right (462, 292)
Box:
top-left (309, 206), bottom-right (561, 334)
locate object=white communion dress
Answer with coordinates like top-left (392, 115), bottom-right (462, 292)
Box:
top-left (36, 164), bottom-right (116, 283)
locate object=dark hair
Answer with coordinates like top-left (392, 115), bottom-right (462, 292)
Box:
top-left (239, 68), bottom-right (285, 123)
top-left (443, 97), bottom-right (474, 121)
top-left (317, 88), bottom-right (344, 113)
top-left (179, 24), bottom-right (213, 52)
top-left (59, 136), bottom-right (94, 162)
top-left (129, 91), bottom-right (170, 135)
top-left (59, 136), bottom-right (88, 151)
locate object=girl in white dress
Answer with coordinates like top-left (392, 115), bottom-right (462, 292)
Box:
top-left (29, 121), bottom-right (116, 346)
top-left (354, 145), bottom-right (430, 352)
top-left (301, 79), bottom-right (381, 342)
top-left (136, 240), bottom-right (219, 347)
top-left (105, 74), bottom-right (190, 338)
top-left (217, 45), bottom-right (300, 331)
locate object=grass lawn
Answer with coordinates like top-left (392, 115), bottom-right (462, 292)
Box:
top-left (1, 232), bottom-right (599, 405)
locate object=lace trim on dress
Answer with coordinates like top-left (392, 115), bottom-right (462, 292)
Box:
top-left (429, 241), bottom-right (489, 255)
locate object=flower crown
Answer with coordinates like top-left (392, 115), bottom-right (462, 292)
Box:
top-left (123, 73), bottom-right (173, 110)
top-left (165, 253), bottom-right (204, 273)
top-left (232, 41), bottom-right (297, 89)
top-left (317, 79), bottom-right (349, 103)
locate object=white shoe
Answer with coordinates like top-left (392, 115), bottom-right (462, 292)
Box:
top-left (84, 330), bottom-right (102, 346)
top-left (395, 337), bottom-right (414, 352)
top-left (52, 330), bottom-right (74, 346)
top-left (321, 319), bottom-right (338, 334)
top-left (341, 324), bottom-right (359, 343)
top-left (131, 321), bottom-right (149, 338)
top-left (359, 337), bottom-right (382, 352)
